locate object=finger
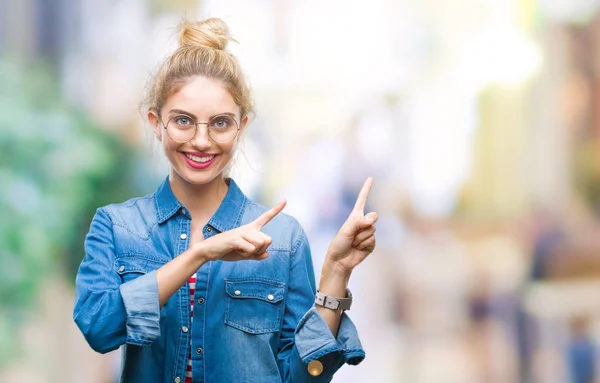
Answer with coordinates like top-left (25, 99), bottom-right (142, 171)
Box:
top-left (352, 226), bottom-right (376, 247)
top-left (364, 211), bottom-right (378, 224)
top-left (356, 236), bottom-right (376, 252)
top-left (244, 251), bottom-right (269, 261)
top-left (224, 250), bottom-right (269, 262)
top-left (341, 215), bottom-right (378, 237)
top-left (242, 232), bottom-right (271, 255)
top-left (352, 177), bottom-right (374, 215)
top-left (234, 238), bottom-right (257, 256)
top-left (242, 232), bottom-right (266, 250)
top-left (252, 200), bottom-right (287, 229)
top-left (254, 233), bottom-right (272, 255)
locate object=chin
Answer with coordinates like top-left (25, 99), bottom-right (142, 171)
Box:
top-left (181, 170), bottom-right (224, 186)
top-left (176, 164), bottom-right (226, 187)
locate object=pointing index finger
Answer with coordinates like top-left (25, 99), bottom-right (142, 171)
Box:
top-left (352, 177), bottom-right (374, 215)
top-left (253, 200), bottom-right (287, 229)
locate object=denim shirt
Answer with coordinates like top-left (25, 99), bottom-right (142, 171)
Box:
top-left (73, 177), bottom-right (365, 383)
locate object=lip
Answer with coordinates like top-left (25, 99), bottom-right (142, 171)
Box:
top-left (180, 152), bottom-right (218, 169)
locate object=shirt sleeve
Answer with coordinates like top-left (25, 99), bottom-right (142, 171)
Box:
top-left (277, 228), bottom-right (365, 382)
top-left (73, 208), bottom-right (161, 354)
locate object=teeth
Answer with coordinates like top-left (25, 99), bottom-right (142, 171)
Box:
top-left (185, 153), bottom-right (214, 163)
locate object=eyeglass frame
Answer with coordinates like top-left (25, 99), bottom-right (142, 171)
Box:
top-left (156, 111), bottom-right (241, 144)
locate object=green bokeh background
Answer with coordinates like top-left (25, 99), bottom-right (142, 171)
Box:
top-left (0, 59), bottom-right (144, 366)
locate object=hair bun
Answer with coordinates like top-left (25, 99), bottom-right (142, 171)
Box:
top-left (178, 18), bottom-right (233, 50)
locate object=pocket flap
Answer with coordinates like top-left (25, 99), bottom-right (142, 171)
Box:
top-left (225, 279), bottom-right (285, 303)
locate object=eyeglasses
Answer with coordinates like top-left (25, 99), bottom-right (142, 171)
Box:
top-left (159, 113), bottom-right (240, 144)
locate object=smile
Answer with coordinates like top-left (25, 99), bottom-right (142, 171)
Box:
top-left (185, 153), bottom-right (215, 163)
top-left (181, 152), bottom-right (218, 169)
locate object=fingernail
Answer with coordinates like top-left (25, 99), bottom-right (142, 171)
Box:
top-left (365, 218), bottom-right (374, 224)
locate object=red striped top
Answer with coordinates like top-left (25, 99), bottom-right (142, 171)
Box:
top-left (185, 273), bottom-right (196, 383)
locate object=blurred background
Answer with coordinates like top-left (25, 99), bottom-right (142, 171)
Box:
top-left (2, 0), bottom-right (600, 382)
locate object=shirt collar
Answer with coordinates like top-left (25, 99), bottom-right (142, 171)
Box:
top-left (154, 176), bottom-right (182, 224)
top-left (208, 178), bottom-right (247, 233)
top-left (154, 176), bottom-right (247, 230)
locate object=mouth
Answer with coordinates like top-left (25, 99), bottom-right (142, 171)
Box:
top-left (180, 152), bottom-right (218, 169)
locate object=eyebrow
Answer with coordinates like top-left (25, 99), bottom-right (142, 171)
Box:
top-left (168, 109), bottom-right (237, 120)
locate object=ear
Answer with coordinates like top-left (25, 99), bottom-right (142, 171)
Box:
top-left (148, 109), bottom-right (162, 142)
top-left (237, 115), bottom-right (249, 140)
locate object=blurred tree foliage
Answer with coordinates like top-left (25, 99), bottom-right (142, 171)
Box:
top-left (0, 58), bottom-right (144, 366)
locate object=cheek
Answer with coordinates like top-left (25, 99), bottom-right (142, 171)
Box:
top-left (222, 144), bottom-right (237, 158)
top-left (162, 138), bottom-right (181, 154)
top-left (227, 140), bottom-right (239, 154)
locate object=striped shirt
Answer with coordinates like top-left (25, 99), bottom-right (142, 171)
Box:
top-left (185, 273), bottom-right (196, 383)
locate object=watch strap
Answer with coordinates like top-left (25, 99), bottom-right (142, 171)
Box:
top-left (315, 288), bottom-right (352, 311)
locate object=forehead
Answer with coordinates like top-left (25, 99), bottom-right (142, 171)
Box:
top-left (164, 76), bottom-right (238, 116)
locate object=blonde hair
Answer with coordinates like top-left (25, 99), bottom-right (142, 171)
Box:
top-left (143, 18), bottom-right (254, 119)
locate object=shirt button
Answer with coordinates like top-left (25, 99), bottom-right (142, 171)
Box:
top-left (198, 298), bottom-right (205, 304)
top-left (308, 360), bottom-right (323, 376)
top-left (180, 233), bottom-right (187, 240)
top-left (234, 290), bottom-right (241, 296)
top-left (181, 326), bottom-right (188, 333)
top-left (119, 266), bottom-right (125, 272)
top-left (180, 208), bottom-right (186, 215)
top-left (267, 294), bottom-right (274, 301)
top-left (196, 347), bottom-right (203, 355)
top-left (206, 227), bottom-right (212, 233)
top-left (174, 377), bottom-right (181, 383)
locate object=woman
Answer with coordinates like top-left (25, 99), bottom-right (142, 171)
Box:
top-left (74, 17), bottom-right (378, 383)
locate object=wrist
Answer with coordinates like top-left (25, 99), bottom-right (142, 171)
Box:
top-left (315, 288), bottom-right (353, 311)
top-left (321, 260), bottom-right (352, 282)
top-left (191, 242), bottom-right (209, 265)
top-left (319, 261), bottom-right (351, 296)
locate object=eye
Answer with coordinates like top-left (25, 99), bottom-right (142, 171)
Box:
top-left (211, 116), bottom-right (234, 130)
top-left (174, 116), bottom-right (194, 127)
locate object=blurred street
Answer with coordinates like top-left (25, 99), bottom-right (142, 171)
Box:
top-left (4, 0), bottom-right (600, 382)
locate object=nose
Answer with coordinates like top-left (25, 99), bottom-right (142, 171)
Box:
top-left (191, 124), bottom-right (211, 150)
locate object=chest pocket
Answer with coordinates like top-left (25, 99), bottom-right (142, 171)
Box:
top-left (224, 278), bottom-right (286, 334)
top-left (114, 253), bottom-right (166, 283)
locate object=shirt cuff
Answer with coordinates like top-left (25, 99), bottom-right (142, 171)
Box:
top-left (119, 270), bottom-right (161, 346)
top-left (294, 306), bottom-right (366, 366)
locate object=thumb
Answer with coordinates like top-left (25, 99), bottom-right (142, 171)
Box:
top-left (341, 214), bottom-right (377, 237)
top-left (365, 212), bottom-right (378, 224)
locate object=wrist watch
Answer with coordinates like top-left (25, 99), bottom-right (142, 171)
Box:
top-left (314, 288), bottom-right (352, 311)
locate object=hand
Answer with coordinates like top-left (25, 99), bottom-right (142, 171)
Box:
top-left (325, 177), bottom-right (378, 275)
top-left (195, 200), bottom-right (287, 262)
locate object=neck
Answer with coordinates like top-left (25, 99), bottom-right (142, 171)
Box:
top-left (168, 170), bottom-right (229, 221)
